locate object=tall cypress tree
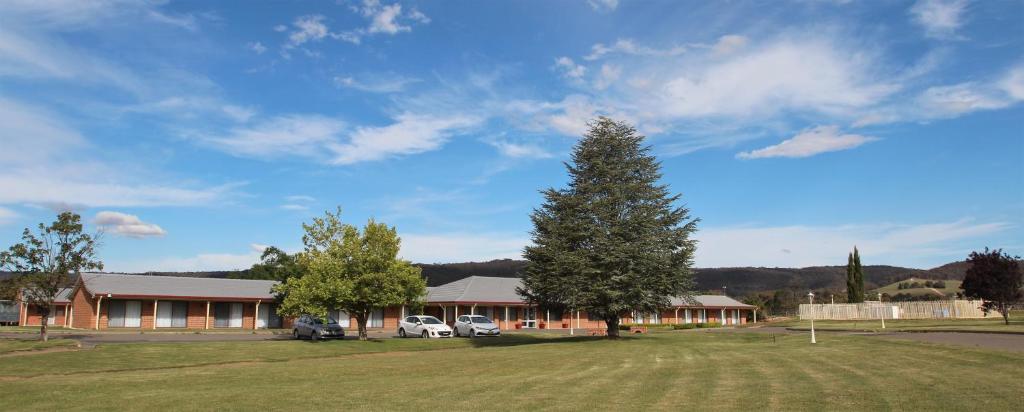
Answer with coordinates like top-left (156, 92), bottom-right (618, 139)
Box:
top-left (519, 117), bottom-right (698, 338)
top-left (853, 247), bottom-right (864, 302)
top-left (846, 251), bottom-right (856, 302)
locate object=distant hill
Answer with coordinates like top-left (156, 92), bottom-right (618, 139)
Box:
top-left (871, 277), bottom-right (963, 298)
top-left (0, 258), bottom-right (976, 299)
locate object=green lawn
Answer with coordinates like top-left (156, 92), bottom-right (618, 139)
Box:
top-left (0, 338), bottom-right (78, 355)
top-left (1, 332), bottom-right (1022, 411)
top-left (773, 316), bottom-right (1024, 333)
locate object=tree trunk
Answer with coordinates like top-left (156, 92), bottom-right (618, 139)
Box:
top-left (39, 308), bottom-right (49, 342)
top-left (356, 313), bottom-right (368, 341)
top-left (1001, 303), bottom-right (1010, 325)
top-left (605, 316), bottom-right (620, 338)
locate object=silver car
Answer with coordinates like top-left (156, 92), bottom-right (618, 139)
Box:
top-left (453, 315), bottom-right (501, 337)
top-left (293, 314), bottom-right (345, 340)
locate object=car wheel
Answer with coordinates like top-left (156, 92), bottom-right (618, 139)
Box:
top-left (311, 330), bottom-right (319, 341)
top-left (293, 329), bottom-right (300, 340)
top-left (453, 327), bottom-right (460, 337)
top-left (421, 330), bottom-right (429, 338)
top-left (399, 328), bottom-right (406, 338)
top-left (469, 329), bottom-right (476, 338)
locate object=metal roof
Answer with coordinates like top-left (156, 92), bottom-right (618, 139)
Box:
top-left (18, 287), bottom-right (74, 304)
top-left (426, 276), bottom-right (524, 303)
top-left (426, 276), bottom-right (754, 308)
top-left (79, 273), bottom-right (277, 301)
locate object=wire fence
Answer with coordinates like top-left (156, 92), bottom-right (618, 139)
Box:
top-left (798, 300), bottom-right (989, 320)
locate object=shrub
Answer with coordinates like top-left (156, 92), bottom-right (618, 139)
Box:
top-left (933, 280), bottom-right (946, 289)
top-left (673, 324), bottom-right (697, 330)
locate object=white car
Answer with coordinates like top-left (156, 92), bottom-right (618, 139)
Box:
top-left (398, 315), bottom-right (453, 338)
top-left (453, 315), bottom-right (501, 338)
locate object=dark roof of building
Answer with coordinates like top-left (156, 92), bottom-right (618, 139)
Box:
top-left (78, 273), bottom-right (276, 301)
top-left (426, 276), bottom-right (754, 308)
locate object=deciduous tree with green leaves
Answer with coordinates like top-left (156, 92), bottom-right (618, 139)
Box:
top-left (0, 212), bottom-right (103, 341)
top-left (273, 208), bottom-right (426, 340)
top-left (962, 248), bottom-right (1022, 325)
top-left (519, 117), bottom-right (698, 338)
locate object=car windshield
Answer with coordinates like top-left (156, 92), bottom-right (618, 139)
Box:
top-left (469, 316), bottom-right (492, 323)
top-left (420, 317), bottom-right (443, 325)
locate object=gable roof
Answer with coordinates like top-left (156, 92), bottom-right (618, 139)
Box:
top-left (18, 287), bottom-right (74, 304)
top-left (426, 276), bottom-right (753, 308)
top-left (78, 273), bottom-right (276, 301)
top-left (426, 276), bottom-right (524, 303)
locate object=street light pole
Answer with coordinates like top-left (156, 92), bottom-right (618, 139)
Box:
top-left (878, 292), bottom-right (885, 329)
top-left (808, 292), bottom-right (816, 344)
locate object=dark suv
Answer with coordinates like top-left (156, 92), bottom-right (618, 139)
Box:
top-left (293, 314), bottom-right (345, 340)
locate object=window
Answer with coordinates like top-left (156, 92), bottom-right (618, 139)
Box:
top-left (469, 316), bottom-right (491, 324)
top-left (421, 316), bottom-right (443, 325)
top-left (107, 300), bottom-right (141, 328)
top-left (458, 316), bottom-right (468, 322)
top-left (214, 303), bottom-right (243, 328)
top-left (507, 308), bottom-right (518, 321)
top-left (367, 308), bottom-right (384, 328)
top-left (405, 316), bottom-right (418, 323)
top-left (156, 301), bottom-right (188, 328)
top-left (548, 309), bottom-right (563, 322)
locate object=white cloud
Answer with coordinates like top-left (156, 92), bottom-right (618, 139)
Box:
top-left (332, 113), bottom-right (480, 164)
top-left (285, 195), bottom-right (316, 203)
top-left (94, 211), bottom-right (167, 238)
top-left (288, 15), bottom-right (330, 46)
top-left (0, 27), bottom-right (145, 94)
top-left (400, 232), bottom-right (528, 263)
top-left (2, 0), bottom-right (201, 31)
top-left (247, 41), bottom-right (267, 54)
top-left (544, 95), bottom-right (599, 137)
top-left (652, 39), bottom-right (897, 119)
top-left (203, 114), bottom-right (347, 160)
top-left (273, 24), bottom-right (287, 32)
top-left (910, 0), bottom-right (970, 39)
top-left (333, 73), bottom-right (419, 93)
top-left (486, 138), bottom-right (553, 159)
top-left (280, 204), bottom-right (309, 211)
top-left (1002, 66), bottom-right (1024, 101)
top-left (916, 82), bottom-right (1012, 117)
top-left (587, 0), bottom-right (619, 12)
top-left (0, 98), bottom-right (235, 208)
top-left (736, 125), bottom-right (878, 159)
top-left (712, 34), bottom-right (748, 55)
top-left (696, 218), bottom-right (1011, 268)
top-left (221, 105), bottom-right (256, 123)
top-left (554, 57), bottom-right (587, 79)
top-left (0, 207), bottom-right (18, 225)
top-left (367, 3), bottom-right (408, 34)
top-left (593, 63), bottom-right (622, 90)
top-left (584, 38), bottom-right (687, 61)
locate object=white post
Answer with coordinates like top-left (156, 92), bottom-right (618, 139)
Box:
top-left (576, 310), bottom-right (580, 329)
top-left (569, 308), bottom-right (574, 336)
top-left (878, 293), bottom-right (885, 329)
top-left (153, 300), bottom-right (158, 330)
top-left (504, 306), bottom-right (509, 330)
top-left (808, 292), bottom-right (816, 344)
top-left (753, 309), bottom-right (757, 324)
top-left (471, 304), bottom-right (476, 315)
top-left (254, 301), bottom-right (260, 330)
top-left (545, 310), bottom-right (550, 329)
top-left (674, 308), bottom-right (680, 324)
top-left (442, 306), bottom-right (447, 324)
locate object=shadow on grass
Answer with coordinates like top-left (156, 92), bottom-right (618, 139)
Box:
top-left (465, 333), bottom-right (637, 348)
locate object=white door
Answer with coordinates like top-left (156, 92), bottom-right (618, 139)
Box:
top-left (331, 310), bottom-right (350, 327)
top-left (47, 307), bottom-right (56, 325)
top-left (523, 308), bottom-right (537, 328)
top-left (124, 301), bottom-right (142, 327)
top-left (733, 310), bottom-right (740, 325)
top-left (257, 305), bottom-right (268, 329)
top-left (685, 309), bottom-right (692, 324)
top-left (156, 301), bottom-right (173, 328)
top-left (229, 303), bottom-right (243, 328)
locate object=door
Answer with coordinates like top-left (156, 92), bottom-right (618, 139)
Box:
top-left (330, 310), bottom-right (350, 328)
top-left (257, 305), bottom-right (269, 329)
top-left (214, 303), bottom-right (230, 328)
top-left (124, 301), bottom-right (142, 328)
top-left (685, 309), bottom-right (692, 324)
top-left (733, 310), bottom-right (740, 325)
top-left (170, 302), bottom-right (187, 328)
top-left (108, 301), bottom-right (125, 327)
top-left (229, 303), bottom-right (243, 328)
top-left (156, 301), bottom-right (173, 328)
top-left (522, 307), bottom-right (537, 328)
top-left (47, 307), bottom-right (56, 325)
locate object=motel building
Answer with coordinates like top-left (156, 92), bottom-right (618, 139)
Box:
top-left (17, 273), bottom-right (756, 331)
top-left (16, 288), bottom-right (74, 327)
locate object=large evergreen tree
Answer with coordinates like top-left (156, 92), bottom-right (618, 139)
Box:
top-left (519, 117), bottom-right (698, 338)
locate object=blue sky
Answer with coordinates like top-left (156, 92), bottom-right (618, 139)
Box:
top-left (1, 0), bottom-right (1021, 272)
